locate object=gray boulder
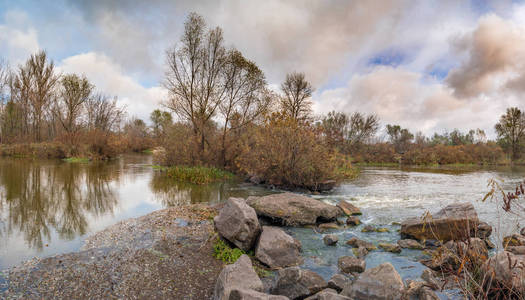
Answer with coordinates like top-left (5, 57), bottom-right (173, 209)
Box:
top-left (305, 288), bottom-right (351, 300)
top-left (338, 256), bottom-right (366, 273)
top-left (214, 197), bottom-right (261, 251)
top-left (247, 193), bottom-right (342, 226)
top-left (228, 289), bottom-right (289, 300)
top-left (255, 226), bottom-right (303, 269)
top-left (401, 202), bottom-right (479, 242)
top-left (349, 262), bottom-right (404, 300)
top-left (213, 254), bottom-right (264, 300)
top-left (271, 267), bottom-right (327, 300)
top-left (327, 274), bottom-right (351, 292)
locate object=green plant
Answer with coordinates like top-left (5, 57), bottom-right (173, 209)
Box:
top-left (164, 166), bottom-right (233, 184)
top-left (213, 238), bottom-right (245, 264)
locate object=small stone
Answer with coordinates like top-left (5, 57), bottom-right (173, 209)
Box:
top-left (352, 246), bottom-right (368, 258)
top-left (327, 274), bottom-right (350, 292)
top-left (361, 225), bottom-right (375, 232)
top-left (421, 269), bottom-right (440, 290)
top-left (376, 227), bottom-right (390, 233)
top-left (338, 256), bottom-right (365, 273)
top-left (475, 221), bottom-right (492, 239)
top-left (485, 239), bottom-right (495, 249)
top-left (398, 239), bottom-right (424, 250)
top-left (346, 237), bottom-right (377, 251)
top-left (379, 243), bottom-right (402, 253)
top-left (323, 234), bottom-right (339, 246)
top-left (346, 216), bottom-right (360, 226)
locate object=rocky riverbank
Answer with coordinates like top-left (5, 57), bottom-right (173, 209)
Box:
top-left (3, 192), bottom-right (524, 299)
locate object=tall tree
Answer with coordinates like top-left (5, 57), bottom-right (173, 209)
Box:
top-left (495, 107), bottom-right (525, 161)
top-left (321, 111), bottom-right (379, 151)
top-left (150, 109), bottom-right (172, 139)
top-left (386, 124), bottom-right (413, 153)
top-left (54, 74), bottom-right (93, 141)
top-left (280, 72), bottom-right (313, 122)
top-left (164, 12), bottom-right (227, 152)
top-left (218, 49), bottom-right (270, 165)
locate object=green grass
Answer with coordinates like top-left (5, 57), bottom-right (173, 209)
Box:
top-left (62, 157), bottom-right (90, 163)
top-left (213, 238), bottom-right (245, 264)
top-left (154, 165), bottom-right (234, 184)
top-left (142, 149), bottom-right (153, 154)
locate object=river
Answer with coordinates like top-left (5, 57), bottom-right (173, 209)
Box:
top-left (0, 155), bottom-right (524, 295)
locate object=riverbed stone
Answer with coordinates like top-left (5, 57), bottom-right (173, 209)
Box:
top-left (346, 237), bottom-right (377, 251)
top-left (337, 200), bottom-right (362, 216)
top-left (255, 226), bottom-right (302, 269)
top-left (378, 243), bottom-right (401, 253)
top-left (338, 256), bottom-right (366, 273)
top-left (271, 267), bottom-right (327, 300)
top-left (475, 221), bottom-right (492, 239)
top-left (228, 289), bottom-right (289, 300)
top-left (420, 269), bottom-right (440, 290)
top-left (482, 251), bottom-right (525, 294)
top-left (404, 280), bottom-right (439, 300)
top-left (352, 246), bottom-right (369, 258)
top-left (400, 202), bottom-right (479, 242)
top-left (349, 262), bottom-right (404, 300)
top-left (397, 239), bottom-right (424, 250)
top-left (422, 238), bottom-right (488, 271)
top-left (246, 193), bottom-right (342, 226)
top-left (323, 234), bottom-right (339, 246)
top-left (214, 197), bottom-right (261, 251)
top-left (327, 274), bottom-right (351, 292)
top-left (304, 288), bottom-right (351, 300)
top-left (213, 254), bottom-right (264, 300)
top-left (319, 222), bottom-right (339, 230)
top-left (346, 216), bottom-right (360, 226)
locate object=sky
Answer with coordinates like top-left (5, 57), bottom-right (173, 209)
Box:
top-left (1, 0), bottom-right (524, 137)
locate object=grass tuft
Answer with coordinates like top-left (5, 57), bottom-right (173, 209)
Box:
top-left (62, 157), bottom-right (90, 163)
top-left (213, 238), bottom-right (245, 264)
top-left (154, 165), bottom-right (233, 184)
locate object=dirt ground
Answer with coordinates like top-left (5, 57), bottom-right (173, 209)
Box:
top-left (3, 204), bottom-right (225, 299)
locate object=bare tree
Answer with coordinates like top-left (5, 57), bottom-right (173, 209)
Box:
top-left (280, 72), bottom-right (313, 121)
top-left (218, 49), bottom-right (270, 165)
top-left (85, 94), bottom-right (125, 132)
top-left (0, 58), bottom-right (8, 102)
top-left (164, 12), bottom-right (227, 152)
top-left (321, 111), bottom-right (379, 151)
top-left (54, 74), bottom-right (93, 140)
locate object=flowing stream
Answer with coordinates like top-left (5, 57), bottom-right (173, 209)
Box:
top-left (0, 155), bottom-right (524, 297)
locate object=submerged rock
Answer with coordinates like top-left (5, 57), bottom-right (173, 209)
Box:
top-left (271, 267), bottom-right (327, 300)
top-left (348, 263), bottom-right (404, 300)
top-left (319, 222), bottom-right (340, 230)
top-left (255, 226), bottom-right (302, 269)
top-left (323, 234), bottom-right (339, 246)
top-left (352, 246), bottom-right (369, 259)
top-left (213, 254), bottom-right (264, 300)
top-left (214, 197), bottom-right (261, 251)
top-left (338, 256), bottom-right (366, 273)
top-left (400, 202), bottom-right (480, 242)
top-left (397, 239), bottom-right (424, 250)
top-left (337, 200), bottom-right (362, 216)
top-left (346, 216), bottom-right (360, 226)
top-left (346, 237), bottom-right (377, 251)
top-left (247, 193), bottom-right (342, 226)
top-left (378, 243), bottom-right (401, 253)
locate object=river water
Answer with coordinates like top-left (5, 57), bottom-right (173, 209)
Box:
top-left (0, 155), bottom-right (524, 295)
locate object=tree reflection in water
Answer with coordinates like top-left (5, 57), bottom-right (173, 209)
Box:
top-left (0, 158), bottom-right (118, 250)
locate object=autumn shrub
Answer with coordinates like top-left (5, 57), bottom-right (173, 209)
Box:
top-left (236, 113), bottom-right (354, 191)
top-left (0, 142), bottom-right (70, 158)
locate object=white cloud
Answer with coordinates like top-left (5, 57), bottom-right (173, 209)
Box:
top-left (58, 52), bottom-right (167, 122)
top-left (0, 10), bottom-right (40, 64)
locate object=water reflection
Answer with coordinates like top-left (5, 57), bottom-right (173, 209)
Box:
top-left (0, 158), bottom-right (118, 250)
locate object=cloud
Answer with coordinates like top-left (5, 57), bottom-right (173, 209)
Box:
top-left (446, 14), bottom-right (525, 98)
top-left (0, 10), bottom-right (40, 64)
top-left (57, 52), bottom-right (167, 122)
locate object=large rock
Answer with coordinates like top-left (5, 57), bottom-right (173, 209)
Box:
top-left (255, 226), bottom-right (302, 269)
top-left (400, 202), bottom-right (479, 242)
top-left (305, 288), bottom-right (351, 300)
top-left (247, 193), bottom-right (342, 226)
top-left (338, 256), bottom-right (366, 273)
top-left (337, 200), bottom-right (362, 216)
top-left (228, 289), bottom-right (289, 300)
top-left (214, 197), bottom-right (261, 251)
top-left (348, 263), bottom-right (404, 300)
top-left (421, 238), bottom-right (488, 271)
top-left (271, 267), bottom-right (327, 300)
top-left (397, 239), bottom-right (424, 250)
top-left (213, 255), bottom-right (264, 300)
top-left (327, 274), bottom-right (351, 292)
top-left (482, 251), bottom-right (525, 295)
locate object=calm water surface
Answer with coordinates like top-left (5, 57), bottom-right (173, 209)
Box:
top-left (1, 156), bottom-right (525, 296)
